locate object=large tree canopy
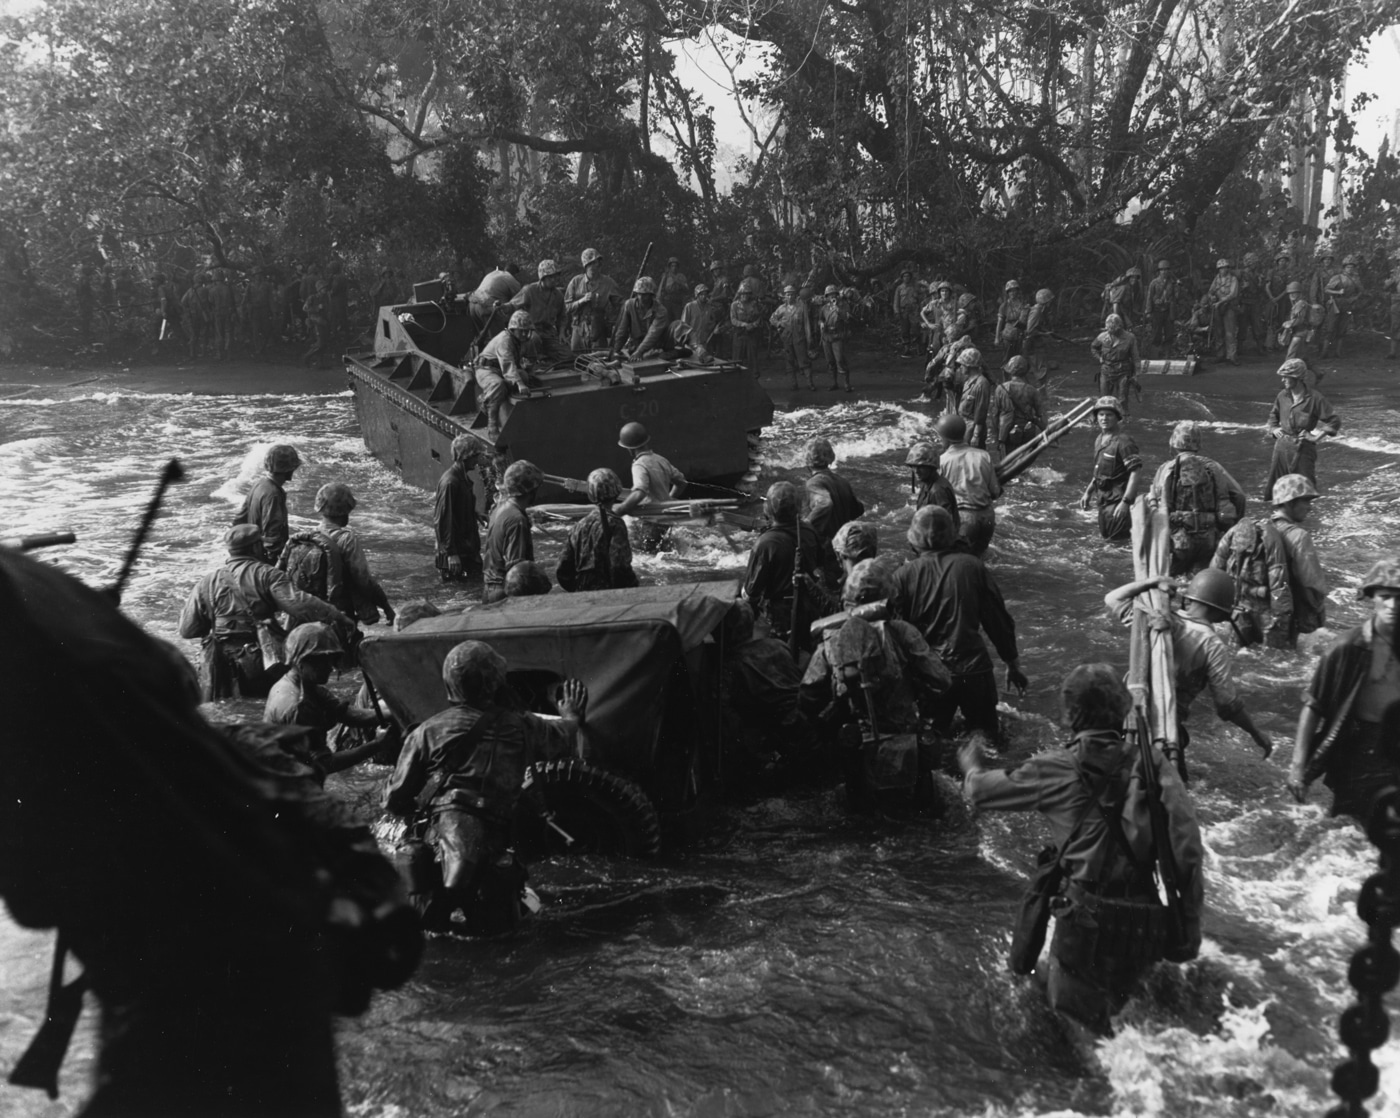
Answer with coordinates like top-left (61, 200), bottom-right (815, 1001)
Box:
top-left (0, 0), bottom-right (1393, 336)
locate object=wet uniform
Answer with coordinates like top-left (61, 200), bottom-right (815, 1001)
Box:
top-left (1090, 329), bottom-right (1141, 415)
top-left (434, 460), bottom-right (481, 580)
top-left (743, 521), bottom-right (828, 647)
top-left (958, 371), bottom-right (995, 449)
top-left (234, 473), bottom-right (291, 564)
top-left (556, 508), bottom-right (638, 592)
top-left (263, 667), bottom-right (378, 777)
top-left (1088, 430), bottom-right (1142, 542)
top-left (938, 442), bottom-right (1000, 555)
top-left (482, 496), bottom-right (533, 603)
top-left (990, 379), bottom-right (1044, 453)
top-left (805, 467), bottom-right (865, 545)
top-left (1264, 385), bottom-right (1340, 500)
top-left (1148, 453), bottom-right (1246, 576)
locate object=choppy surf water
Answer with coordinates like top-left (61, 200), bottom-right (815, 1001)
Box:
top-left (3, 370), bottom-right (1400, 1116)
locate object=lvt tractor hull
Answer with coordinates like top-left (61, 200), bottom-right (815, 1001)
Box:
top-left (345, 303), bottom-right (774, 499)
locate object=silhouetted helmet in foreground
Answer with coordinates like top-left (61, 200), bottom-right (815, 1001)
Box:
top-left (442, 640), bottom-right (508, 705)
top-left (1060, 663), bottom-right (1131, 732)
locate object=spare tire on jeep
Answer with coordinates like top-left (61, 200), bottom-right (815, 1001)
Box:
top-left (515, 760), bottom-right (661, 858)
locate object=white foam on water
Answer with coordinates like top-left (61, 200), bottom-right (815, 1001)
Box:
top-left (760, 401), bottom-right (937, 467)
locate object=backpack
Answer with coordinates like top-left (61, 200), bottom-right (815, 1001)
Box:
top-left (1163, 455), bottom-right (1219, 539)
top-left (1219, 519), bottom-right (1275, 646)
top-left (278, 532), bottom-right (333, 601)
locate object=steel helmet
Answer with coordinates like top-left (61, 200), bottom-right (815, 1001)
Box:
top-left (1271, 474), bottom-right (1319, 506)
top-left (1092, 395), bottom-right (1123, 419)
top-left (264, 443), bottom-right (301, 474)
top-left (935, 414), bottom-right (967, 443)
top-left (709, 259), bottom-right (725, 271)
top-left (393, 599), bottom-right (441, 631)
top-left (804, 437), bottom-right (836, 468)
top-left (1343, 254), bottom-right (1361, 266)
top-left (742, 264), bottom-right (758, 277)
top-left (956, 346), bottom-right (982, 367)
top-left (907, 504), bottom-right (956, 553)
top-left (225, 524), bottom-right (264, 558)
top-left (841, 286), bottom-right (859, 301)
top-left (508, 309), bottom-right (532, 331)
top-left (1277, 358), bottom-right (1308, 379)
top-left (314, 482), bottom-right (357, 516)
top-left (1004, 279), bottom-right (1020, 290)
top-left (580, 247), bottom-right (603, 267)
top-left (1182, 567), bottom-right (1235, 616)
top-left (504, 560), bottom-right (551, 597)
top-left (900, 266), bottom-right (913, 277)
top-left (502, 460), bottom-right (543, 497)
top-left (1360, 558), bottom-right (1400, 599)
top-left (936, 280), bottom-right (953, 292)
top-left (1035, 287), bottom-right (1053, 304)
top-left (904, 441), bottom-right (940, 468)
top-left (441, 640), bottom-right (507, 705)
top-left (824, 284), bottom-right (839, 296)
top-left (668, 255), bottom-right (680, 265)
top-left (586, 467), bottom-right (623, 504)
top-left (1004, 355), bottom-right (1029, 377)
top-left (633, 276), bottom-right (658, 296)
top-left (284, 622), bottom-right (343, 665)
top-left (738, 277), bottom-right (759, 295)
top-left (1243, 252), bottom-right (1259, 266)
top-left (782, 283), bottom-right (797, 295)
top-left (694, 283), bottom-right (710, 297)
top-left (451, 433), bottom-right (484, 462)
top-left (617, 422), bottom-right (650, 450)
top-left (1168, 421), bottom-right (1200, 452)
top-left (537, 259), bottom-right (561, 279)
top-left (1060, 663), bottom-right (1131, 732)
top-left (1126, 266), bottom-right (1143, 278)
top-left (764, 480), bottom-right (800, 524)
top-left (1215, 258), bottom-right (1231, 269)
top-left (1105, 314), bottom-right (1124, 332)
top-left (843, 558), bottom-right (891, 606)
top-left (1285, 281), bottom-right (1303, 294)
top-left (1157, 259), bottom-right (1172, 270)
top-left (831, 521), bottom-right (878, 561)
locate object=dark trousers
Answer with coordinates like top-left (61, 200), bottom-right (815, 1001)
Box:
top-left (929, 668), bottom-right (1000, 736)
top-left (1097, 500), bottom-right (1131, 542)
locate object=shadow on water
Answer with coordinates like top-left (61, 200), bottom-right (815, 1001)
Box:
top-left (3, 366), bottom-right (1398, 1114)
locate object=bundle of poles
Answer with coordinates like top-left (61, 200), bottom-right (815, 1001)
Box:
top-left (531, 497), bottom-right (752, 527)
top-left (1130, 497), bottom-right (1182, 779)
top-left (995, 395), bottom-right (1096, 484)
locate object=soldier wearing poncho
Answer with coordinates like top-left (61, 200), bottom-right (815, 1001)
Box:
top-left (383, 641), bottom-right (587, 932)
top-left (1290, 559), bottom-right (1400, 825)
top-left (556, 468), bottom-right (638, 592)
top-left (435, 434), bottom-right (485, 582)
top-left (1147, 421), bottom-right (1247, 576)
top-left (960, 664), bottom-right (1204, 1035)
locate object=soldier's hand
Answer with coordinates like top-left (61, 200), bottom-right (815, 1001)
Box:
top-left (558, 678), bottom-right (588, 720)
top-left (1254, 734), bottom-right (1274, 760)
top-left (1006, 663), bottom-right (1028, 696)
top-left (447, 555), bottom-right (463, 575)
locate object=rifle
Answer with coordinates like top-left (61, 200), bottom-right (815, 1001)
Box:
top-left (108, 458), bottom-right (185, 603)
top-left (633, 242), bottom-right (654, 291)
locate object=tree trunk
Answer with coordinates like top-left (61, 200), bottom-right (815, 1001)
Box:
top-left (1306, 81), bottom-right (1330, 233)
top-left (1330, 73), bottom-right (1348, 221)
top-left (578, 151), bottom-right (592, 188)
top-left (639, 30), bottom-right (651, 154)
top-left (1289, 90), bottom-right (1307, 219)
top-left (1076, 29), bottom-right (1098, 183)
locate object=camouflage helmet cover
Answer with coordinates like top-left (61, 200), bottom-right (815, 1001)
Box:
top-left (1360, 558), bottom-right (1400, 598)
top-left (831, 520), bottom-right (878, 561)
top-left (738, 277), bottom-right (760, 295)
top-left (1092, 395), bottom-right (1123, 418)
top-left (843, 558), bottom-right (891, 606)
top-left (1216, 258), bottom-right (1231, 269)
top-left (1285, 281), bottom-right (1303, 294)
top-left (1004, 355), bottom-right (1030, 377)
top-left (580, 248), bottom-right (603, 267)
top-left (694, 283), bottom-right (710, 296)
top-left (1035, 287), bottom-right (1053, 303)
top-left (824, 284), bottom-right (840, 296)
top-left (441, 640), bottom-right (508, 705)
top-left (1004, 279), bottom-right (1020, 290)
top-left (1271, 473), bottom-right (1319, 505)
top-left (313, 481), bottom-right (357, 516)
top-left (284, 622), bottom-right (343, 665)
top-left (1125, 266), bottom-right (1143, 278)
top-left (633, 276), bottom-right (658, 296)
top-left (904, 441), bottom-right (940, 468)
top-left (264, 443), bottom-right (301, 473)
top-left (1060, 663), bottom-right (1131, 732)
top-left (537, 259), bottom-right (562, 279)
top-left (1277, 358), bottom-right (1308, 378)
top-left (502, 460), bottom-right (543, 496)
top-left (956, 346), bottom-right (982, 366)
top-left (1169, 421), bottom-right (1201, 452)
top-left (764, 480), bottom-right (800, 523)
top-left (586, 467), bottom-right (623, 504)
top-left (504, 560), bottom-right (552, 597)
top-left (508, 309), bottom-right (533, 331)
top-left (225, 524), bottom-right (264, 558)
top-left (907, 504), bottom-right (956, 553)
top-left (452, 433), bottom-right (485, 462)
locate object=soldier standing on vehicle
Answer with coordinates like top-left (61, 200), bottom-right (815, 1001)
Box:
top-left (959, 663), bottom-right (1203, 1036)
top-left (383, 640), bottom-right (588, 932)
top-left (891, 505), bottom-right (1026, 737)
top-left (555, 468), bottom-right (638, 592)
top-left (683, 283), bottom-right (717, 354)
top-left (1289, 558), bottom-right (1400, 824)
top-left (989, 356), bottom-right (1045, 461)
top-left (483, 460), bottom-right (542, 604)
top-left (1321, 254), bottom-right (1365, 359)
top-left (1207, 258), bottom-right (1241, 365)
top-left (1264, 359), bottom-right (1340, 500)
top-left (508, 260), bottom-right (569, 364)
top-left (1147, 421), bottom-right (1247, 576)
top-left (936, 413), bottom-right (1001, 556)
top-left (564, 248), bottom-right (622, 352)
top-left (1080, 397), bottom-right (1141, 543)
top-left (435, 434), bottom-right (485, 583)
top-left (475, 310), bottom-right (538, 441)
top-left (1090, 314), bottom-right (1141, 416)
top-left (610, 276), bottom-right (671, 359)
top-left (819, 285), bottom-right (854, 392)
top-left (995, 280), bottom-right (1029, 356)
top-left (770, 283), bottom-right (816, 390)
top-left (1144, 260), bottom-right (1181, 358)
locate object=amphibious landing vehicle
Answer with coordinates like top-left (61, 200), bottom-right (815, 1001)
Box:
top-left (344, 292), bottom-right (774, 501)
